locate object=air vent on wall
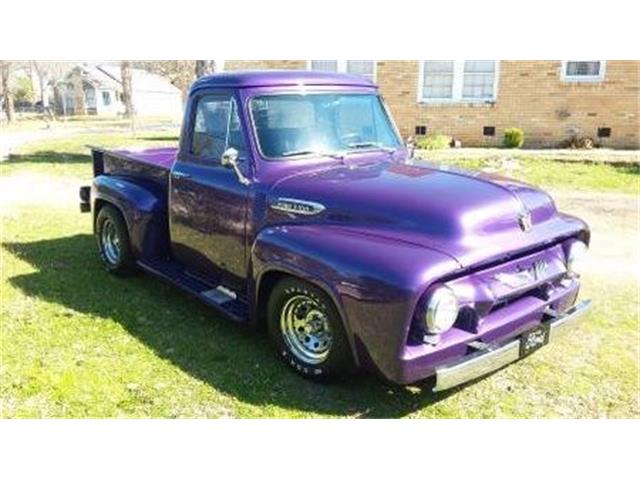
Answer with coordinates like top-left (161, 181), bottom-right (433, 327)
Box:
top-left (597, 127), bottom-right (611, 138)
top-left (415, 125), bottom-right (427, 136)
top-left (483, 126), bottom-right (496, 136)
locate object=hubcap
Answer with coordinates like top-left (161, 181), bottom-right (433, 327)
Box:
top-left (280, 294), bottom-right (333, 364)
top-left (100, 219), bottom-right (120, 265)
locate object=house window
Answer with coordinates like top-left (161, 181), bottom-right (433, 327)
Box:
top-left (419, 60), bottom-right (499, 103)
top-left (562, 61), bottom-right (606, 82)
top-left (102, 91), bottom-right (111, 106)
top-left (309, 60), bottom-right (376, 82)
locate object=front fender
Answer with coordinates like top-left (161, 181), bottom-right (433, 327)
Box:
top-left (251, 224), bottom-right (460, 380)
top-left (92, 175), bottom-right (168, 258)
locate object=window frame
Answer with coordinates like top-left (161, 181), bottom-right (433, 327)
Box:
top-left (417, 60), bottom-right (500, 104)
top-left (307, 60), bottom-right (377, 82)
top-left (185, 92), bottom-right (249, 165)
top-left (561, 60), bottom-right (606, 83)
top-left (247, 91), bottom-right (402, 161)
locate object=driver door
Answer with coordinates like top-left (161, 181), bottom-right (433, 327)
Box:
top-left (169, 91), bottom-right (251, 290)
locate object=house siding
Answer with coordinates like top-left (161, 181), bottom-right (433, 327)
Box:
top-left (224, 60), bottom-right (640, 149)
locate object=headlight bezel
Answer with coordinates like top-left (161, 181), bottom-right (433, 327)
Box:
top-left (566, 240), bottom-right (588, 276)
top-left (424, 285), bottom-right (460, 335)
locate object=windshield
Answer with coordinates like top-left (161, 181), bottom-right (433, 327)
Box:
top-left (250, 93), bottom-right (402, 159)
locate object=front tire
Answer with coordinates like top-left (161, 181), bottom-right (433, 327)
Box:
top-left (267, 277), bottom-right (355, 381)
top-left (95, 204), bottom-right (136, 275)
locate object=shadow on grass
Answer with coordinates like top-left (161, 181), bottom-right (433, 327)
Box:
top-left (6, 151), bottom-right (90, 165)
top-left (4, 234), bottom-right (466, 418)
top-left (138, 136), bottom-right (179, 142)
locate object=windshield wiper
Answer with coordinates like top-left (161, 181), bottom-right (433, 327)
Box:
top-left (346, 142), bottom-right (396, 153)
top-left (280, 149), bottom-right (344, 160)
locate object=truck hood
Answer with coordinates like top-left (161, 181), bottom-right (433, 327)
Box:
top-left (268, 158), bottom-right (586, 268)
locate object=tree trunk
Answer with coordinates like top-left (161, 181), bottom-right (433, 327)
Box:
top-left (120, 61), bottom-right (134, 118)
top-left (32, 61), bottom-right (46, 107)
top-left (195, 60), bottom-right (215, 78)
top-left (71, 72), bottom-right (86, 115)
top-left (1, 61), bottom-right (15, 123)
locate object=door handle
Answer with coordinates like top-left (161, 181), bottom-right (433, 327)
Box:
top-left (172, 171), bottom-right (191, 179)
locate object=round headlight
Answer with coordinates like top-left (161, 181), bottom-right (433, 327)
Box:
top-left (567, 241), bottom-right (588, 276)
top-left (424, 286), bottom-right (459, 334)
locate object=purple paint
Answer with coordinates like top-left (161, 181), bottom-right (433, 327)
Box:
top-left (81, 71), bottom-right (591, 387)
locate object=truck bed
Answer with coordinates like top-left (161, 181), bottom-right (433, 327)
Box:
top-left (91, 146), bottom-right (178, 188)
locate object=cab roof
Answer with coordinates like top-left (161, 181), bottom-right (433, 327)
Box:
top-left (190, 70), bottom-right (376, 91)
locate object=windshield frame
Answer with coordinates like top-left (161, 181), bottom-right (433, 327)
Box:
top-left (247, 91), bottom-right (403, 162)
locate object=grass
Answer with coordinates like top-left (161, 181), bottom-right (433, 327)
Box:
top-left (1, 207), bottom-right (638, 418)
top-left (1, 115), bottom-right (180, 133)
top-left (418, 151), bottom-right (639, 195)
top-left (1, 131), bottom-right (179, 179)
top-left (1, 133), bottom-right (638, 418)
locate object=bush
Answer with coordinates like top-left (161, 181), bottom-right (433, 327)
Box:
top-left (503, 128), bottom-right (525, 148)
top-left (416, 134), bottom-right (451, 150)
top-left (559, 136), bottom-right (596, 149)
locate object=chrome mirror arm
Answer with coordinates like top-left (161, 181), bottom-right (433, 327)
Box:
top-left (221, 148), bottom-right (251, 186)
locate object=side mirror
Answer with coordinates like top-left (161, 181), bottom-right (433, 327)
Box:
top-left (220, 147), bottom-right (250, 186)
top-left (221, 147), bottom-right (239, 167)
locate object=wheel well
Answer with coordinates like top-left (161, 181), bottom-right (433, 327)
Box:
top-left (255, 269), bottom-right (360, 366)
top-left (93, 199), bottom-right (127, 232)
top-left (256, 270), bottom-right (290, 329)
top-left (93, 199), bottom-right (108, 231)
top-left (256, 270), bottom-right (345, 330)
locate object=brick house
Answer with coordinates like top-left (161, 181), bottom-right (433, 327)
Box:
top-left (222, 60), bottom-right (639, 149)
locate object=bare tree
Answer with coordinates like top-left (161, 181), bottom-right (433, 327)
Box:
top-left (31, 61), bottom-right (70, 107)
top-left (1, 61), bottom-right (15, 122)
top-left (195, 60), bottom-right (215, 78)
top-left (71, 67), bottom-right (86, 115)
top-left (120, 60), bottom-right (134, 118)
top-left (133, 60), bottom-right (196, 103)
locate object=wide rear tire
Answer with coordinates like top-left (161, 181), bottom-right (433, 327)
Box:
top-left (95, 204), bottom-right (136, 275)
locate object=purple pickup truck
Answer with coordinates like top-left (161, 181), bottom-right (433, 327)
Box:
top-left (80, 71), bottom-right (591, 389)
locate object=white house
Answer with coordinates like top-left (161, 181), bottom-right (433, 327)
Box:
top-left (56, 64), bottom-right (183, 118)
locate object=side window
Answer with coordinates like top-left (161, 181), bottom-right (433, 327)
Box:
top-left (191, 95), bottom-right (248, 161)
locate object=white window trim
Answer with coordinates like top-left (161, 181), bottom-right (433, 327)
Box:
top-left (307, 60), bottom-right (377, 82)
top-left (417, 60), bottom-right (500, 104)
top-left (560, 60), bottom-right (606, 83)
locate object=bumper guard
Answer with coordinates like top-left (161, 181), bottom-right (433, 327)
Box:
top-left (433, 299), bottom-right (591, 391)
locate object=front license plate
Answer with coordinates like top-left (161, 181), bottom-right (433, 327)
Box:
top-left (519, 323), bottom-right (551, 357)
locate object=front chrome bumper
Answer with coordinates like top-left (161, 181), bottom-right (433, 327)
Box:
top-left (433, 300), bottom-right (592, 392)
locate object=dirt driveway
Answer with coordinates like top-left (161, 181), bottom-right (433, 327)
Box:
top-left (1, 172), bottom-right (638, 281)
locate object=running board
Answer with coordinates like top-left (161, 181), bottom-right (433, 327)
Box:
top-left (137, 258), bottom-right (248, 323)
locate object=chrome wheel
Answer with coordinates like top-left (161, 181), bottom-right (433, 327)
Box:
top-left (280, 294), bottom-right (333, 364)
top-left (100, 218), bottom-right (121, 265)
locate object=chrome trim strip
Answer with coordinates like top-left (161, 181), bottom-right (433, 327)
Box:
top-left (269, 197), bottom-right (326, 216)
top-left (433, 299), bottom-right (591, 391)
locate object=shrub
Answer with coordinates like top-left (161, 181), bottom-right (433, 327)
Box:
top-left (559, 135), bottom-right (596, 149)
top-left (503, 128), bottom-right (525, 148)
top-left (416, 134), bottom-right (452, 150)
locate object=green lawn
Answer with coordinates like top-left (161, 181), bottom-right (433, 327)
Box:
top-left (1, 115), bottom-right (179, 133)
top-left (418, 150), bottom-right (639, 195)
top-left (1, 131), bottom-right (179, 179)
top-left (1, 134), bottom-right (638, 418)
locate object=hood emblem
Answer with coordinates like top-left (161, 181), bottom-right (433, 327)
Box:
top-left (518, 210), bottom-right (533, 232)
top-left (270, 197), bottom-right (326, 216)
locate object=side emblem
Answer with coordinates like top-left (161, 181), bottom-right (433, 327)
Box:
top-left (270, 198), bottom-right (326, 216)
top-left (518, 210), bottom-right (533, 232)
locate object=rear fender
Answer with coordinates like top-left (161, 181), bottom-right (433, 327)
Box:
top-left (92, 175), bottom-right (168, 259)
